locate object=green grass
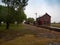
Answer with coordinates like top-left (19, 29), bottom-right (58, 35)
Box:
top-left (0, 24), bottom-right (23, 31)
top-left (51, 23), bottom-right (60, 28)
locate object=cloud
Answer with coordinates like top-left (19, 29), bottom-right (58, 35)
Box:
top-left (25, 0), bottom-right (60, 22)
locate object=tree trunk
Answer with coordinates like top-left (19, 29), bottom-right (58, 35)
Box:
top-left (0, 22), bottom-right (1, 26)
top-left (6, 22), bottom-right (10, 29)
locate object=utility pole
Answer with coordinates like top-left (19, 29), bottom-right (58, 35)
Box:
top-left (35, 13), bottom-right (37, 21)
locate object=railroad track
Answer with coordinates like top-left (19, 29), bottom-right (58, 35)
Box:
top-left (37, 25), bottom-right (60, 32)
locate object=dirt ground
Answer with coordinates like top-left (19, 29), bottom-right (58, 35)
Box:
top-left (24, 24), bottom-right (60, 38)
top-left (0, 24), bottom-right (60, 45)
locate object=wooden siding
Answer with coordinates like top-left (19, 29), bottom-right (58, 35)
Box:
top-left (36, 13), bottom-right (51, 25)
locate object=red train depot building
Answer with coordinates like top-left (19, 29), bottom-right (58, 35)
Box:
top-left (36, 13), bottom-right (51, 25)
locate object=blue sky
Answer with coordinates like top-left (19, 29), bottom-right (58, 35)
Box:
top-left (24, 0), bottom-right (60, 23)
top-left (0, 0), bottom-right (2, 5)
top-left (0, 0), bottom-right (60, 23)
top-left (45, 0), bottom-right (60, 5)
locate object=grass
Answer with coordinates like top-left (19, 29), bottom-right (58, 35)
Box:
top-left (0, 24), bottom-right (37, 43)
top-left (0, 24), bottom-right (24, 31)
top-left (0, 24), bottom-right (60, 45)
top-left (1, 34), bottom-right (60, 45)
top-left (51, 23), bottom-right (60, 28)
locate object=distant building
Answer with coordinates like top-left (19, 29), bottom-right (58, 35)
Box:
top-left (36, 13), bottom-right (51, 25)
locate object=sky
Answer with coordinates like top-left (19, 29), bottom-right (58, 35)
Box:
top-left (0, 0), bottom-right (60, 23)
top-left (24, 0), bottom-right (60, 23)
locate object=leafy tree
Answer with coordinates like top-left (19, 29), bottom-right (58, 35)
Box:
top-left (2, 0), bottom-right (28, 29)
top-left (26, 18), bottom-right (34, 24)
top-left (2, 0), bottom-right (28, 9)
top-left (0, 5), bottom-right (7, 26)
top-left (0, 5), bottom-right (27, 29)
top-left (17, 7), bottom-right (26, 23)
top-left (0, 5), bottom-right (2, 26)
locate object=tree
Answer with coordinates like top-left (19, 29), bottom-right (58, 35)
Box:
top-left (17, 7), bottom-right (26, 23)
top-left (0, 5), bottom-right (7, 26)
top-left (26, 18), bottom-right (34, 24)
top-left (2, 0), bottom-right (28, 9)
top-left (0, 5), bottom-right (3, 26)
top-left (2, 0), bottom-right (28, 29)
top-left (0, 6), bottom-right (15, 29)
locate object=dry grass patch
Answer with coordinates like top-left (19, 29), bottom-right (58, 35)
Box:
top-left (51, 23), bottom-right (60, 28)
top-left (1, 34), bottom-right (60, 45)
